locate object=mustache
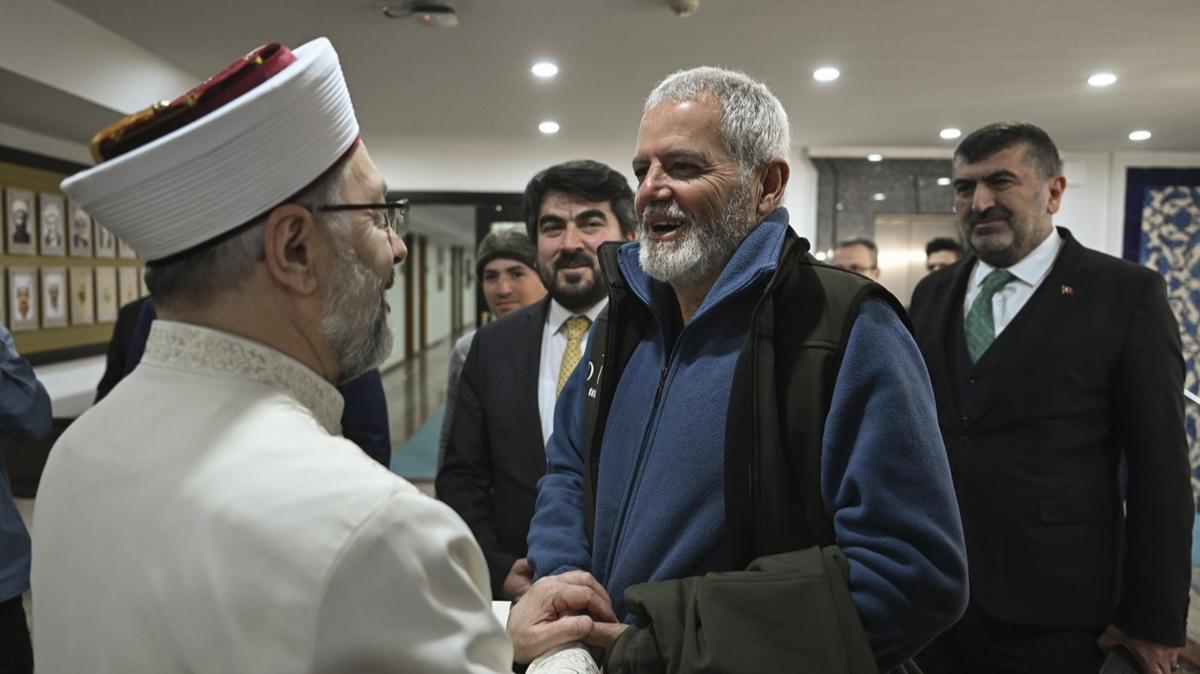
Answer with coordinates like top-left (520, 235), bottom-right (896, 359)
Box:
top-left (554, 250), bottom-right (596, 271)
top-left (968, 206), bottom-right (1013, 226)
top-left (639, 202), bottom-right (694, 228)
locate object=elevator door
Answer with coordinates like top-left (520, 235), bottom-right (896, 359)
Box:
top-left (873, 213), bottom-right (959, 307)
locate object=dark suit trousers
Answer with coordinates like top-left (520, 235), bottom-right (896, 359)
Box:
top-left (916, 599), bottom-right (1103, 674)
top-left (0, 596), bottom-right (31, 674)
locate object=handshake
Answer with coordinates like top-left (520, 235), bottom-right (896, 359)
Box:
top-left (505, 571), bottom-right (628, 667)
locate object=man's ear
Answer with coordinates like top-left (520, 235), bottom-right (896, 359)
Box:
top-left (1045, 174), bottom-right (1067, 215)
top-left (262, 205), bottom-right (322, 297)
top-left (756, 157), bottom-right (790, 218)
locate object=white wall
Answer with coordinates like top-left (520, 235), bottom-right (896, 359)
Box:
top-left (786, 150), bottom-right (819, 243)
top-left (0, 0), bottom-right (196, 114)
top-left (462, 249), bottom-right (477, 329)
top-left (1055, 152), bottom-right (1113, 254)
top-left (1051, 151), bottom-right (1200, 258)
top-left (0, 121), bottom-right (91, 164)
top-left (380, 269), bottom-right (407, 371)
top-left (424, 241), bottom-right (453, 346)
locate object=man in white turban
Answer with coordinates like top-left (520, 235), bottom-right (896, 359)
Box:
top-left (32, 38), bottom-right (609, 673)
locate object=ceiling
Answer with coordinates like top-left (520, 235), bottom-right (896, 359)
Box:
top-left (12, 0), bottom-right (1200, 160)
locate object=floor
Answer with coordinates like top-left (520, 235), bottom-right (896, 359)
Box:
top-left (379, 332), bottom-right (464, 495)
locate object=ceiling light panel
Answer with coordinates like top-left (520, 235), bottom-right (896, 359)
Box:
top-left (532, 62), bottom-right (558, 78)
top-left (813, 67), bottom-right (840, 82)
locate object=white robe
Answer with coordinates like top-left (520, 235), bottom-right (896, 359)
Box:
top-left (32, 320), bottom-right (512, 673)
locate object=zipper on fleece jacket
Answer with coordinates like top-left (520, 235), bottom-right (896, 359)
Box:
top-left (602, 353), bottom-right (674, 580)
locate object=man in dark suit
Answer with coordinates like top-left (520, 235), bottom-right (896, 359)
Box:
top-left (437, 160), bottom-right (636, 600)
top-left (910, 122), bottom-right (1191, 674)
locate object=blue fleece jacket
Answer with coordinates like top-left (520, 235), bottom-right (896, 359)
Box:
top-left (527, 211), bottom-right (967, 669)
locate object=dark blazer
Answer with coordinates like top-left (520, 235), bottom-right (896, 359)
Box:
top-left (908, 227), bottom-right (1192, 646)
top-left (437, 297), bottom-right (550, 598)
top-left (94, 296), bottom-right (150, 403)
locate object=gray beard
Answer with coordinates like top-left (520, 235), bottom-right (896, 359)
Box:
top-left (322, 237), bottom-right (393, 385)
top-left (638, 181), bottom-right (757, 285)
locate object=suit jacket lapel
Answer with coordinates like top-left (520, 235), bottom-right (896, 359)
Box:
top-left (930, 260), bottom-right (975, 433)
top-left (514, 298), bottom-right (551, 466)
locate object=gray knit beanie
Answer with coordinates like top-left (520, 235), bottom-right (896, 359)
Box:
top-left (476, 229), bottom-right (537, 277)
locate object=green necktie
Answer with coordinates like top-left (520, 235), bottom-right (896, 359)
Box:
top-left (964, 269), bottom-right (1016, 363)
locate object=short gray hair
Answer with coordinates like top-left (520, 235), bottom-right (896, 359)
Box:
top-left (146, 158), bottom-right (353, 312)
top-left (644, 66), bottom-right (791, 174)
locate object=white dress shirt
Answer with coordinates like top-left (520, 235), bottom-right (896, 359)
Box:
top-left (964, 228), bottom-right (1063, 337)
top-left (538, 298), bottom-right (607, 445)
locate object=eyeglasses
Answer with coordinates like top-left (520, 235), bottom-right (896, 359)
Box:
top-left (311, 199), bottom-right (410, 237)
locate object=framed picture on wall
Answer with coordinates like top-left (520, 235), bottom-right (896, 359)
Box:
top-left (5, 188), bottom-right (36, 256)
top-left (117, 267), bottom-right (139, 308)
top-left (8, 267), bottom-right (38, 331)
top-left (40, 266), bottom-right (67, 328)
top-left (117, 237), bottom-right (137, 260)
top-left (39, 192), bottom-right (66, 256)
top-left (69, 266), bottom-right (94, 325)
top-left (67, 200), bottom-right (93, 257)
top-left (95, 267), bottom-right (118, 322)
top-left (94, 224), bottom-right (116, 258)
top-left (0, 266), bottom-right (6, 326)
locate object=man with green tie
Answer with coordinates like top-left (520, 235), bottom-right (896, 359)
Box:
top-left (909, 122), bottom-right (1191, 674)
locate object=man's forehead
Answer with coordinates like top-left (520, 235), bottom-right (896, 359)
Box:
top-left (636, 97), bottom-right (723, 147)
top-left (348, 145), bottom-right (386, 197)
top-left (483, 258), bottom-right (533, 273)
top-left (953, 143), bottom-right (1031, 177)
top-left (539, 192), bottom-right (614, 219)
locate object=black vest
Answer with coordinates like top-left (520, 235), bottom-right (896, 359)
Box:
top-left (581, 232), bottom-right (911, 568)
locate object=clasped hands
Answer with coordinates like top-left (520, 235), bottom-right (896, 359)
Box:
top-left (506, 570), bottom-right (630, 664)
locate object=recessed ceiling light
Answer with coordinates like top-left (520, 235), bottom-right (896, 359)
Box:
top-left (1088, 72), bottom-right (1117, 87)
top-left (867, 154), bottom-right (883, 162)
top-left (940, 128), bottom-right (962, 140)
top-left (532, 62), bottom-right (558, 78)
top-left (538, 121), bottom-right (560, 134)
top-left (937, 177), bottom-right (951, 186)
top-left (813, 67), bottom-right (840, 82)
top-left (1129, 129), bottom-right (1151, 141)
top-left (872, 192), bottom-right (886, 201)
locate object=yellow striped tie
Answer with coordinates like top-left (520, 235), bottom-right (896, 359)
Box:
top-left (556, 316), bottom-right (592, 395)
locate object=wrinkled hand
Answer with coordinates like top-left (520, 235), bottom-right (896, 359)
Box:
top-left (1098, 624), bottom-right (1181, 674)
top-left (502, 558), bottom-right (534, 601)
top-left (507, 571), bottom-right (618, 664)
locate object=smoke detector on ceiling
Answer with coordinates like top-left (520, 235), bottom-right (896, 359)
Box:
top-left (378, 1), bottom-right (459, 28)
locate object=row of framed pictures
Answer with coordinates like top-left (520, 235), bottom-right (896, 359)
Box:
top-left (3, 187), bottom-right (137, 259)
top-left (3, 265), bottom-right (145, 332)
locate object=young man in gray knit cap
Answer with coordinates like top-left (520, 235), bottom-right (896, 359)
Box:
top-left (437, 229), bottom-right (545, 465)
